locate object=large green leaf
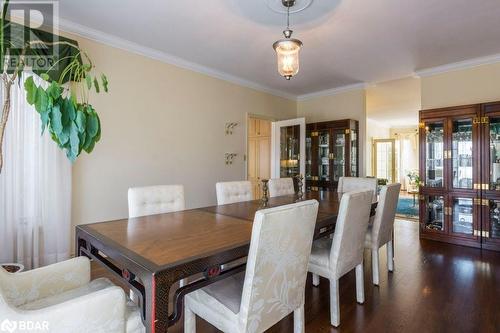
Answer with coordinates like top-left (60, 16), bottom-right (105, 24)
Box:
top-left (63, 97), bottom-right (76, 121)
top-left (75, 110), bottom-right (86, 133)
top-left (86, 111), bottom-right (99, 138)
top-left (24, 76), bottom-right (36, 104)
top-left (85, 75), bottom-right (92, 90)
top-left (46, 81), bottom-right (62, 99)
top-left (40, 108), bottom-right (50, 134)
top-left (58, 125), bottom-right (70, 146)
top-left (68, 122), bottom-right (80, 162)
top-left (49, 104), bottom-right (63, 135)
top-left (83, 137), bottom-right (96, 154)
top-left (35, 87), bottom-right (49, 114)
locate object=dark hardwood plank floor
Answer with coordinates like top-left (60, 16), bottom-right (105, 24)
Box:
top-left (92, 220), bottom-right (500, 332)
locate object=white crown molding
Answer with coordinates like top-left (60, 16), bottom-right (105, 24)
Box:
top-left (296, 83), bottom-right (367, 102)
top-left (415, 53), bottom-right (500, 77)
top-left (56, 18), bottom-right (297, 101)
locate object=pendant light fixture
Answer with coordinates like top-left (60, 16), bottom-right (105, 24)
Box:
top-left (273, 0), bottom-right (303, 80)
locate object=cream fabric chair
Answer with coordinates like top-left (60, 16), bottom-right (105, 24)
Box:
top-left (337, 177), bottom-right (378, 202)
top-left (0, 257), bottom-right (144, 333)
top-left (308, 190), bottom-right (373, 327)
top-left (365, 183), bottom-right (401, 286)
top-left (268, 177), bottom-right (295, 197)
top-left (216, 181), bottom-right (253, 205)
top-left (184, 200), bottom-right (319, 333)
top-left (128, 184), bottom-right (185, 218)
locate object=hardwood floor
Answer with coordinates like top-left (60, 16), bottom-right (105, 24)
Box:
top-left (92, 219), bottom-right (500, 332)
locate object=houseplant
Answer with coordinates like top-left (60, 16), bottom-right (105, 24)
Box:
top-left (0, 0), bottom-right (108, 173)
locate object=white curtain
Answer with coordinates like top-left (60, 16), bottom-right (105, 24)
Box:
top-left (0, 73), bottom-right (71, 269)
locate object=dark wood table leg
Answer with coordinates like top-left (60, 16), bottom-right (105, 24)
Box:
top-left (150, 274), bottom-right (171, 333)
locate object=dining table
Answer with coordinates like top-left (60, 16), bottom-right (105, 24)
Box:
top-left (75, 191), bottom-right (377, 333)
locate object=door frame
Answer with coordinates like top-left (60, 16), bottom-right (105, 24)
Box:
top-left (271, 118), bottom-right (306, 188)
top-left (372, 138), bottom-right (396, 183)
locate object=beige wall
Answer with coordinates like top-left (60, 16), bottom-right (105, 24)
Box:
top-left (421, 62), bottom-right (500, 109)
top-left (71, 35), bottom-right (297, 233)
top-left (297, 89), bottom-right (367, 176)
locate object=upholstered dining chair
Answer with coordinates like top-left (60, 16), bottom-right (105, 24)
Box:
top-left (128, 184), bottom-right (185, 218)
top-left (308, 190), bottom-right (373, 327)
top-left (337, 177), bottom-right (378, 202)
top-left (365, 183), bottom-right (401, 286)
top-left (268, 177), bottom-right (295, 197)
top-left (0, 257), bottom-right (144, 333)
top-left (184, 200), bottom-right (319, 333)
top-left (215, 181), bottom-right (253, 205)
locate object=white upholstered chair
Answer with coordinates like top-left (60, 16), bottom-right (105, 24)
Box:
top-left (365, 183), bottom-right (401, 285)
top-left (268, 177), bottom-right (295, 197)
top-left (337, 177), bottom-right (378, 202)
top-left (215, 181), bottom-right (253, 205)
top-left (308, 190), bottom-right (373, 327)
top-left (0, 257), bottom-right (144, 333)
top-left (128, 184), bottom-right (185, 218)
top-left (184, 200), bottom-right (319, 333)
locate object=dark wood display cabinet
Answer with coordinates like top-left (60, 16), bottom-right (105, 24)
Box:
top-left (419, 103), bottom-right (500, 251)
top-left (305, 119), bottom-right (358, 192)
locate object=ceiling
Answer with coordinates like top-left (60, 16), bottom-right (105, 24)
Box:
top-left (42, 0), bottom-right (500, 98)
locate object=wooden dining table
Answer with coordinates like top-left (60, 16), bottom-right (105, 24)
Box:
top-left (75, 191), bottom-right (377, 333)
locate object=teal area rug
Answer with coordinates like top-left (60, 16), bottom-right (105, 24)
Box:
top-left (396, 197), bottom-right (419, 219)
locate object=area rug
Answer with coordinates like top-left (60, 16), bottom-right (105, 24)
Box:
top-left (396, 197), bottom-right (419, 219)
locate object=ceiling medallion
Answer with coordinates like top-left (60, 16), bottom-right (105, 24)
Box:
top-left (272, 0), bottom-right (303, 80)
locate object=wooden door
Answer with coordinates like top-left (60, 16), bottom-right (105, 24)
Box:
top-left (248, 117), bottom-right (271, 199)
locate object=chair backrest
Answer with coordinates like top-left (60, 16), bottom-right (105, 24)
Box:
top-left (128, 185), bottom-right (185, 218)
top-left (338, 177), bottom-right (378, 202)
top-left (330, 190), bottom-right (373, 278)
top-left (370, 183), bottom-right (401, 248)
top-left (215, 181), bottom-right (253, 205)
top-left (268, 178), bottom-right (295, 197)
top-left (238, 200), bottom-right (319, 332)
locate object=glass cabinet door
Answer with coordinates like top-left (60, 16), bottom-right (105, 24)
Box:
top-left (451, 197), bottom-right (474, 235)
top-left (318, 130), bottom-right (330, 181)
top-left (350, 128), bottom-right (358, 177)
top-left (451, 119), bottom-right (473, 189)
top-left (306, 135), bottom-right (312, 182)
top-left (488, 117), bottom-right (500, 190)
top-left (486, 199), bottom-right (500, 240)
top-left (333, 131), bottom-right (345, 182)
top-left (423, 195), bottom-right (445, 231)
top-left (279, 125), bottom-right (300, 177)
top-left (424, 122), bottom-right (445, 188)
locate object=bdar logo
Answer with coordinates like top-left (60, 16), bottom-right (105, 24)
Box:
top-left (0, 319), bottom-right (17, 333)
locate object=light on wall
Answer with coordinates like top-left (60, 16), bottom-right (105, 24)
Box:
top-left (273, 0), bottom-right (303, 80)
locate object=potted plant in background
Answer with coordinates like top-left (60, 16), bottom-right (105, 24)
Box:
top-left (0, 0), bottom-right (109, 270)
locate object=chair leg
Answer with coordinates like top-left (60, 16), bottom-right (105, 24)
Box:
top-left (312, 273), bottom-right (320, 287)
top-left (355, 263), bottom-right (365, 304)
top-left (293, 304), bottom-right (305, 333)
top-left (329, 279), bottom-right (340, 327)
top-left (372, 249), bottom-right (380, 286)
top-left (184, 305), bottom-right (196, 333)
top-left (387, 240), bottom-right (394, 272)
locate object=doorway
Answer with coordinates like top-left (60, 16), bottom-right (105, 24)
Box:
top-left (247, 116), bottom-right (272, 200)
top-left (373, 139), bottom-right (396, 183)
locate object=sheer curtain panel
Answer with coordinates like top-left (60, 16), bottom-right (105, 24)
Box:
top-left (0, 73), bottom-right (71, 269)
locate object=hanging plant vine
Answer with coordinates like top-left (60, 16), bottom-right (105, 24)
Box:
top-left (0, 0), bottom-right (108, 172)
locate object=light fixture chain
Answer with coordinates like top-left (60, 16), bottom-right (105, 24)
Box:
top-left (287, 4), bottom-right (290, 29)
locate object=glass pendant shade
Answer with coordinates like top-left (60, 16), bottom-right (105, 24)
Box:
top-left (273, 38), bottom-right (302, 80)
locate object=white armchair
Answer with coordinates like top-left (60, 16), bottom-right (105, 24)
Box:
top-left (215, 181), bottom-right (253, 205)
top-left (308, 190), bottom-right (373, 327)
top-left (268, 177), bottom-right (295, 197)
top-left (184, 200), bottom-right (319, 333)
top-left (0, 257), bottom-right (144, 333)
top-left (365, 183), bottom-right (401, 285)
top-left (128, 184), bottom-right (185, 218)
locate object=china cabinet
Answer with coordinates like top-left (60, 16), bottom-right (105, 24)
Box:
top-left (419, 103), bottom-right (500, 251)
top-left (305, 119), bottom-right (358, 191)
